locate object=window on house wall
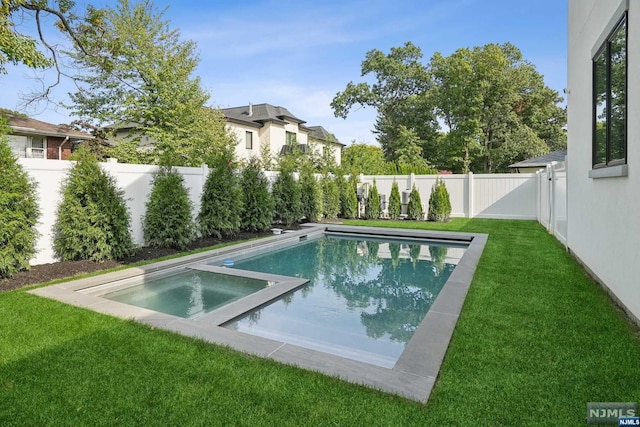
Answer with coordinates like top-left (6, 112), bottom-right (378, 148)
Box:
top-left (245, 131), bottom-right (253, 149)
top-left (28, 136), bottom-right (46, 158)
top-left (286, 131), bottom-right (296, 145)
top-left (7, 135), bottom-right (27, 158)
top-left (593, 12), bottom-right (627, 168)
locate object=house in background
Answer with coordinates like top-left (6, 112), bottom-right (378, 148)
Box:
top-left (567, 0), bottom-right (639, 324)
top-left (222, 103), bottom-right (344, 165)
top-left (3, 112), bottom-right (92, 160)
top-left (508, 150), bottom-right (567, 173)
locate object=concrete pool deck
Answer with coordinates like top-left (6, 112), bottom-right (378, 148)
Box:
top-left (29, 224), bottom-right (487, 403)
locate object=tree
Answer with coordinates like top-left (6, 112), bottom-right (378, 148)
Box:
top-left (388, 179), bottom-right (401, 220)
top-left (320, 173), bottom-right (340, 220)
top-left (430, 42), bottom-right (565, 173)
top-left (53, 147), bottom-right (133, 261)
top-left (271, 158), bottom-right (302, 226)
top-left (239, 158), bottom-right (274, 232)
top-left (1, 1), bottom-right (51, 74)
top-left (331, 42), bottom-right (437, 162)
top-left (143, 166), bottom-right (195, 249)
top-left (198, 155), bottom-right (242, 239)
top-left (427, 178), bottom-right (451, 222)
top-left (0, 119), bottom-right (39, 278)
top-left (1, 0), bottom-right (91, 104)
top-left (341, 143), bottom-right (387, 175)
top-left (364, 179), bottom-right (381, 220)
top-left (298, 159), bottom-right (322, 223)
top-left (67, 0), bottom-right (234, 166)
top-left (406, 184), bottom-right (423, 220)
top-left (336, 171), bottom-right (357, 219)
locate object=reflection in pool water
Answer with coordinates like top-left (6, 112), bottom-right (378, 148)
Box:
top-left (223, 235), bottom-right (465, 368)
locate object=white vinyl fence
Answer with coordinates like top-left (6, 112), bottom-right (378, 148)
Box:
top-left (536, 161), bottom-right (568, 246)
top-left (19, 158), bottom-right (210, 265)
top-left (359, 172), bottom-right (538, 220)
top-left (18, 157), bottom-right (568, 266)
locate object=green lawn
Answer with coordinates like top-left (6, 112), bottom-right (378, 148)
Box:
top-left (1, 219), bottom-right (639, 426)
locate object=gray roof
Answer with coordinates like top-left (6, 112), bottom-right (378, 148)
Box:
top-left (221, 103), bottom-right (304, 127)
top-left (307, 125), bottom-right (345, 146)
top-left (508, 150), bottom-right (567, 168)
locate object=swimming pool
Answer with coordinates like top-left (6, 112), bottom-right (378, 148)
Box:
top-left (220, 234), bottom-right (466, 368)
top-left (30, 224), bottom-right (487, 402)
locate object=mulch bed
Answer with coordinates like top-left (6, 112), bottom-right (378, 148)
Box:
top-left (0, 230), bottom-right (277, 293)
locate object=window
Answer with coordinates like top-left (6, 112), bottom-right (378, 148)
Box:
top-left (245, 131), bottom-right (253, 149)
top-left (28, 136), bottom-right (46, 158)
top-left (286, 131), bottom-right (296, 145)
top-left (593, 12), bottom-right (627, 168)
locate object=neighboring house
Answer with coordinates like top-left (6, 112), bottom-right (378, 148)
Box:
top-left (508, 150), bottom-right (567, 173)
top-left (3, 112), bottom-right (92, 160)
top-left (567, 0), bottom-right (639, 324)
top-left (222, 103), bottom-right (344, 165)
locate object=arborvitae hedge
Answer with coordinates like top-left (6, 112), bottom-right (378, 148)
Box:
top-left (365, 179), bottom-right (381, 220)
top-left (198, 156), bottom-right (242, 238)
top-left (299, 161), bottom-right (322, 223)
top-left (0, 134), bottom-right (40, 278)
top-left (406, 184), bottom-right (424, 220)
top-left (321, 174), bottom-right (340, 220)
top-left (240, 158), bottom-right (274, 232)
top-left (53, 147), bottom-right (133, 261)
top-left (337, 173), bottom-right (357, 219)
top-left (427, 177), bottom-right (452, 222)
top-left (388, 179), bottom-right (401, 219)
top-left (272, 162), bottom-right (301, 226)
top-left (143, 166), bottom-right (195, 249)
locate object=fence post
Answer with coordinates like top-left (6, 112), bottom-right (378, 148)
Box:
top-left (551, 162), bottom-right (558, 235)
top-left (467, 172), bottom-right (474, 218)
top-left (200, 164), bottom-right (209, 197)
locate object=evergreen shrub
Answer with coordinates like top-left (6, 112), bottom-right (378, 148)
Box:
top-left (143, 166), bottom-right (195, 249)
top-left (53, 147), bottom-right (133, 261)
top-left (406, 184), bottom-right (424, 220)
top-left (427, 177), bottom-right (452, 222)
top-left (272, 162), bottom-right (301, 226)
top-left (365, 179), bottom-right (381, 220)
top-left (388, 179), bottom-right (401, 219)
top-left (0, 133), bottom-right (40, 278)
top-left (299, 161), bottom-right (322, 222)
top-left (339, 173), bottom-right (358, 219)
top-left (240, 158), bottom-right (274, 232)
top-left (198, 156), bottom-right (242, 239)
top-left (321, 174), bottom-right (340, 220)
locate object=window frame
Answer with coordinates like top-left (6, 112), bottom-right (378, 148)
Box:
top-left (285, 131), bottom-right (296, 145)
top-left (592, 11), bottom-right (628, 170)
top-left (245, 131), bottom-right (253, 150)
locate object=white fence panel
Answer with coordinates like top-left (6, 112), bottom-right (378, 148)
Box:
top-left (19, 158), bottom-right (209, 265)
top-left (359, 173), bottom-right (537, 220)
top-left (472, 173), bottom-right (537, 220)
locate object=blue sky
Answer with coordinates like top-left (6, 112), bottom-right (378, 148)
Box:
top-left (2, 0), bottom-right (567, 145)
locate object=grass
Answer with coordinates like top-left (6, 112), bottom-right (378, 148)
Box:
top-left (1, 219), bottom-right (639, 426)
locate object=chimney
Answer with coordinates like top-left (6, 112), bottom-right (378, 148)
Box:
top-left (248, 103), bottom-right (253, 117)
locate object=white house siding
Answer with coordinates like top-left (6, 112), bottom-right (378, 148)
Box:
top-left (567, 0), bottom-right (640, 322)
top-left (226, 122), bottom-right (260, 162)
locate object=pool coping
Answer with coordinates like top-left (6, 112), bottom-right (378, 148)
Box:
top-left (29, 224), bottom-right (487, 403)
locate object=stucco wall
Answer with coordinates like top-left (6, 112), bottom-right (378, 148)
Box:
top-left (567, 0), bottom-right (640, 321)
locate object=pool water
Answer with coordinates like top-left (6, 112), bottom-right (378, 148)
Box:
top-left (104, 270), bottom-right (268, 319)
top-left (222, 235), bottom-right (465, 368)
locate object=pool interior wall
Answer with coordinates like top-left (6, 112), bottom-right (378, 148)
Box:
top-left (29, 224), bottom-right (487, 403)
